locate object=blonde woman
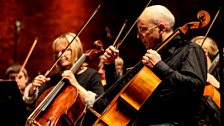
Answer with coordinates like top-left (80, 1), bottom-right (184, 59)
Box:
top-left (191, 36), bottom-right (220, 88)
top-left (24, 32), bottom-right (106, 126)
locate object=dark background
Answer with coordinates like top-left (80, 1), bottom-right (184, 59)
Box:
top-left (0, 0), bottom-right (223, 80)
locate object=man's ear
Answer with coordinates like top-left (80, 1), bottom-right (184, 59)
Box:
top-left (158, 23), bottom-right (166, 33)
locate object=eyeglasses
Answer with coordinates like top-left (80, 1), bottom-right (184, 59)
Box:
top-left (138, 25), bottom-right (157, 34)
top-left (54, 48), bottom-right (71, 58)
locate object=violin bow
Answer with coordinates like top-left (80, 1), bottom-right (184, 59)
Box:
top-left (18, 37), bottom-right (38, 76)
top-left (44, 4), bottom-right (101, 77)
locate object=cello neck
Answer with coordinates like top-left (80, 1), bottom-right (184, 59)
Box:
top-left (154, 28), bottom-right (182, 52)
top-left (70, 54), bottom-right (88, 73)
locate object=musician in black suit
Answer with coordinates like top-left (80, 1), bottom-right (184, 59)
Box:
top-left (102, 5), bottom-right (207, 126)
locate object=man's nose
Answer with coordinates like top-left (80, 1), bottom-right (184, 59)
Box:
top-left (137, 32), bottom-right (143, 39)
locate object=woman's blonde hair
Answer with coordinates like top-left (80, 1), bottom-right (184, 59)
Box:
top-left (191, 36), bottom-right (218, 59)
top-left (52, 32), bottom-right (86, 73)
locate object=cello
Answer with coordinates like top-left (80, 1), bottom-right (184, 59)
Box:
top-left (25, 5), bottom-right (102, 126)
top-left (93, 10), bottom-right (210, 126)
top-left (203, 53), bottom-right (221, 108)
top-left (25, 40), bottom-right (104, 126)
top-left (198, 8), bottom-right (221, 108)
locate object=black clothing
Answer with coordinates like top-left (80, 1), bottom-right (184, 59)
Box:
top-left (195, 53), bottom-right (222, 126)
top-left (195, 96), bottom-right (221, 126)
top-left (39, 68), bottom-right (104, 96)
top-left (103, 63), bottom-right (121, 102)
top-left (38, 68), bottom-right (107, 126)
top-left (104, 62), bottom-right (120, 90)
top-left (106, 36), bottom-right (207, 126)
top-left (135, 36), bottom-right (207, 125)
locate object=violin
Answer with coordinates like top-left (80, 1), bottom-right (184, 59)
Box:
top-left (93, 10), bottom-right (210, 126)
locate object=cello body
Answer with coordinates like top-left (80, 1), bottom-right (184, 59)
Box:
top-left (93, 66), bottom-right (161, 126)
top-left (203, 83), bottom-right (220, 108)
top-left (26, 84), bottom-right (86, 126)
top-left (26, 39), bottom-right (104, 126)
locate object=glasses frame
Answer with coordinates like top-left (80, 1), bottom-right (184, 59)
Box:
top-left (54, 48), bottom-right (72, 58)
top-left (138, 25), bottom-right (157, 34)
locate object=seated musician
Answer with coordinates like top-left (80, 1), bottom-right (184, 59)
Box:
top-left (5, 64), bottom-right (29, 95)
top-left (24, 32), bottom-right (107, 126)
top-left (191, 36), bottom-right (220, 88)
top-left (98, 55), bottom-right (107, 86)
top-left (98, 55), bottom-right (124, 102)
top-left (102, 5), bottom-right (207, 126)
top-left (191, 36), bottom-right (221, 125)
top-left (5, 64), bottom-right (34, 113)
top-left (98, 55), bottom-right (124, 87)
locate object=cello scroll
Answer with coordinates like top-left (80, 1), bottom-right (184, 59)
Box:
top-left (180, 10), bottom-right (210, 34)
top-left (156, 10), bottom-right (210, 52)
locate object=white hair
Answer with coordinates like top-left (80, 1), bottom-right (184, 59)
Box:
top-left (141, 5), bottom-right (175, 31)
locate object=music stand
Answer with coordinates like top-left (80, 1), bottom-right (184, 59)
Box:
top-left (0, 80), bottom-right (28, 126)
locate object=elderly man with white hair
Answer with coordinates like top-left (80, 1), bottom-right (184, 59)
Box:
top-left (103, 5), bottom-right (207, 126)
